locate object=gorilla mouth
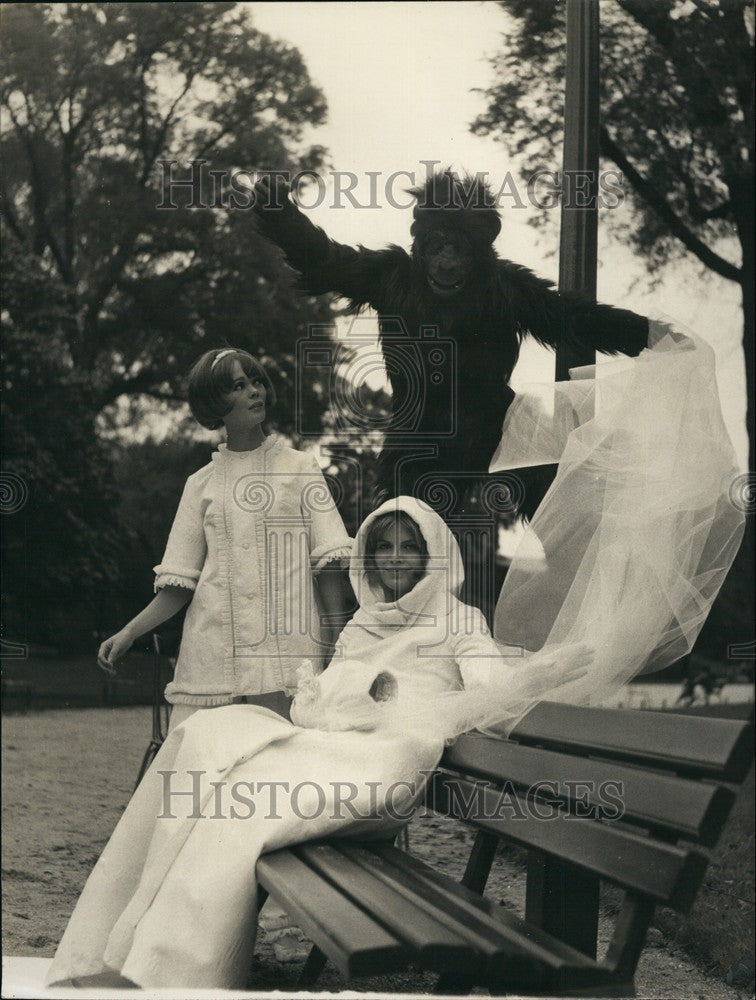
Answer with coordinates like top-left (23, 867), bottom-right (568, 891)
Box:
top-left (428, 273), bottom-right (465, 294)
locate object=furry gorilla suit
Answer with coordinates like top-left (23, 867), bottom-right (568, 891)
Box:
top-left (253, 169), bottom-right (648, 518)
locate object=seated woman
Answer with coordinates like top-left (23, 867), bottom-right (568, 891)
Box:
top-left (46, 497), bottom-right (583, 990)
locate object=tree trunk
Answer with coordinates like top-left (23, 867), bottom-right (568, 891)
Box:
top-left (727, 174), bottom-right (754, 658)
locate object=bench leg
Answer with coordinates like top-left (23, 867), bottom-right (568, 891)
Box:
top-left (298, 944), bottom-right (328, 986)
top-left (526, 851), bottom-right (600, 958)
top-left (461, 830), bottom-right (498, 893)
top-left (133, 740), bottom-right (163, 791)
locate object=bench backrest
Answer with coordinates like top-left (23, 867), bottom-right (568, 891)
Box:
top-left (427, 702), bottom-right (753, 913)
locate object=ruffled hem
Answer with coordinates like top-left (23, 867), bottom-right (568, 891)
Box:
top-left (165, 688), bottom-right (299, 707)
top-left (153, 574), bottom-right (198, 593)
top-left (311, 543), bottom-right (353, 573)
top-left (153, 563), bottom-right (201, 592)
top-left (165, 692), bottom-right (238, 707)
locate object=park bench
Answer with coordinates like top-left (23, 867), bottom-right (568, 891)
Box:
top-left (256, 701), bottom-right (753, 995)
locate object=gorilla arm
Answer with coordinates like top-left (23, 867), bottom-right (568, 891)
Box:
top-left (252, 176), bottom-right (409, 312)
top-left (499, 259), bottom-right (649, 358)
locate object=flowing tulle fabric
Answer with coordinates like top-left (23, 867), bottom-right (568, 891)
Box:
top-left (320, 324), bottom-right (745, 741)
top-left (491, 326), bottom-right (744, 690)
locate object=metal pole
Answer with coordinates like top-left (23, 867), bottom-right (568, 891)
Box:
top-left (556, 0), bottom-right (600, 381)
top-left (526, 0), bottom-right (602, 959)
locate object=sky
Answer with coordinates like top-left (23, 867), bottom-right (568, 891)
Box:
top-left (244, 0), bottom-right (747, 469)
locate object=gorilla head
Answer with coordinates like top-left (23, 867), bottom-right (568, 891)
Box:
top-left (410, 170), bottom-right (501, 299)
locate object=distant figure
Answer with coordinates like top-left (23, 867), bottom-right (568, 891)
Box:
top-left (677, 669), bottom-right (725, 707)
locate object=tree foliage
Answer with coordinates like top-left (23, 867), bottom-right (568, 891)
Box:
top-left (0, 3), bottom-right (337, 646)
top-left (0, 2), bottom-right (334, 427)
top-left (1, 233), bottom-right (126, 646)
top-left (474, 0), bottom-right (752, 284)
top-left (476, 0), bottom-right (754, 452)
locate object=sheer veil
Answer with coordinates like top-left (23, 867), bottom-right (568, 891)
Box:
top-left (299, 323), bottom-right (745, 740)
top-left (490, 324), bottom-right (744, 693)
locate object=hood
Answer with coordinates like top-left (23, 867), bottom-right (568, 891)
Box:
top-left (349, 496), bottom-right (464, 625)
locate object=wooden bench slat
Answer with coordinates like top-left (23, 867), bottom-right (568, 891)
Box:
top-left (294, 843), bottom-right (479, 973)
top-left (358, 843), bottom-right (610, 985)
top-left (510, 702), bottom-right (754, 782)
top-left (345, 842), bottom-right (598, 972)
top-left (428, 773), bottom-right (709, 910)
top-left (340, 842), bottom-right (512, 961)
top-left (256, 850), bottom-right (408, 978)
top-left (442, 733), bottom-right (736, 845)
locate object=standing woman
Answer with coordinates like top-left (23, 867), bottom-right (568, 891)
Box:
top-left (97, 346), bottom-right (352, 726)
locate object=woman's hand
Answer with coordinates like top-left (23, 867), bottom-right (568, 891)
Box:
top-left (97, 630), bottom-right (134, 676)
top-left (516, 643), bottom-right (592, 701)
top-left (95, 587), bottom-right (193, 677)
top-left (550, 643), bottom-right (592, 688)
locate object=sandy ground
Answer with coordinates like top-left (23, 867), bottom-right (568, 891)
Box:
top-left (1, 707), bottom-right (751, 998)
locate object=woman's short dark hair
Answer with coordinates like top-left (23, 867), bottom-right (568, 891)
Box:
top-left (363, 511), bottom-right (429, 582)
top-left (187, 349), bottom-right (277, 430)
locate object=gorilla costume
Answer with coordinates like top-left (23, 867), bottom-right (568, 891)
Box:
top-left (253, 169), bottom-right (648, 518)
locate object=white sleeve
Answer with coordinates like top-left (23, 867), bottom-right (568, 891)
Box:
top-left (300, 454), bottom-right (353, 573)
top-left (153, 476), bottom-right (207, 591)
top-left (451, 604), bottom-right (523, 689)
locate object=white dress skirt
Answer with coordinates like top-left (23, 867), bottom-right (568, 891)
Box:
top-left (46, 692), bottom-right (442, 989)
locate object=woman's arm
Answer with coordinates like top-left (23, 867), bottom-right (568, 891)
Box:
top-left (315, 565), bottom-right (354, 667)
top-left (97, 586), bottom-right (192, 675)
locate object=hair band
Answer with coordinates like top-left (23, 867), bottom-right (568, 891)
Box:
top-left (211, 348), bottom-right (237, 370)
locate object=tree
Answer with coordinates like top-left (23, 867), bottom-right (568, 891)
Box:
top-left (474, 0), bottom-right (754, 657)
top-left (1, 233), bottom-right (126, 647)
top-left (0, 2), bottom-right (334, 430)
top-left (0, 3), bottom-right (337, 645)
top-left (474, 0), bottom-right (753, 468)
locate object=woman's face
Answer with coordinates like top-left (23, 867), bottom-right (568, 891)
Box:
top-left (221, 359), bottom-right (267, 431)
top-left (372, 521), bottom-right (427, 599)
